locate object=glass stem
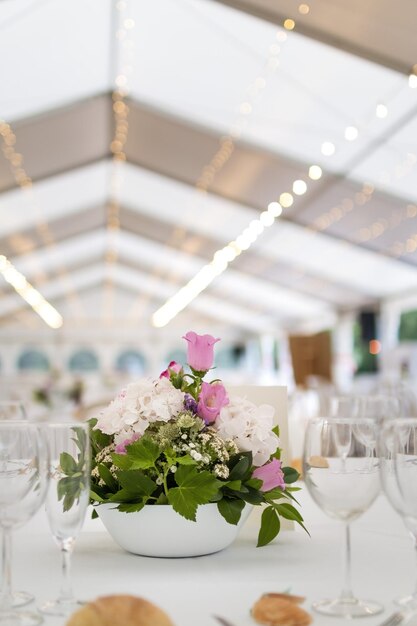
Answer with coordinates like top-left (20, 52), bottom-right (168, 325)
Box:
top-left (0, 528), bottom-right (12, 611)
top-left (340, 522), bottom-right (355, 602)
top-left (413, 536), bottom-right (417, 599)
top-left (59, 541), bottom-right (75, 603)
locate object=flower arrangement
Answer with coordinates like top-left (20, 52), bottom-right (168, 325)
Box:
top-left (85, 332), bottom-right (305, 546)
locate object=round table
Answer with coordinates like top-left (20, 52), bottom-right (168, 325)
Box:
top-left (14, 488), bottom-right (412, 626)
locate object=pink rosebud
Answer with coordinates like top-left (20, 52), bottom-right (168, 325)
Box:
top-left (183, 331), bottom-right (220, 372)
top-left (114, 433), bottom-right (141, 455)
top-left (252, 458), bottom-right (285, 492)
top-left (197, 381), bottom-right (229, 424)
top-left (159, 360), bottom-right (183, 379)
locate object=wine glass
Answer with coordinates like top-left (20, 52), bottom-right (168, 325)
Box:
top-left (40, 423), bottom-right (90, 617)
top-left (0, 422), bottom-right (49, 625)
top-left (380, 418), bottom-right (417, 614)
top-left (303, 417), bottom-right (382, 618)
top-left (0, 401), bottom-right (38, 609)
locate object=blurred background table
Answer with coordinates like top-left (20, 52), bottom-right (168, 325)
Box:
top-left (15, 487), bottom-right (411, 626)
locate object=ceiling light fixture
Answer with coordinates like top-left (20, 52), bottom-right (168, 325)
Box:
top-left (293, 179), bottom-right (307, 195)
top-left (308, 165), bottom-right (322, 180)
top-left (344, 126), bottom-right (359, 141)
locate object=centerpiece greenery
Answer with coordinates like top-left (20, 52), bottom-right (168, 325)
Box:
top-left (62, 332), bottom-right (306, 547)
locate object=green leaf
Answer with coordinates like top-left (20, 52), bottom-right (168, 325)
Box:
top-left (246, 478), bottom-right (262, 490)
top-left (229, 453), bottom-right (252, 481)
top-left (167, 465), bottom-right (220, 521)
top-left (117, 470), bottom-right (157, 497)
top-left (111, 453), bottom-right (133, 470)
top-left (283, 466), bottom-right (300, 484)
top-left (60, 452), bottom-right (78, 475)
top-left (275, 502), bottom-right (304, 523)
top-left (124, 438), bottom-right (160, 470)
top-left (264, 487), bottom-right (286, 501)
top-left (257, 506), bottom-right (281, 547)
top-left (98, 464), bottom-right (118, 491)
top-left (91, 508), bottom-right (99, 519)
top-left (109, 488), bottom-right (136, 503)
top-left (155, 493), bottom-right (168, 504)
top-left (217, 498), bottom-right (246, 525)
top-left (90, 490), bottom-right (106, 503)
top-left (117, 501), bottom-right (145, 513)
top-left (223, 480), bottom-right (242, 491)
top-left (237, 486), bottom-right (264, 505)
top-left (176, 455), bottom-right (197, 466)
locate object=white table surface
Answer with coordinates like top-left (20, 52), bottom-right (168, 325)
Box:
top-left (13, 487), bottom-right (413, 626)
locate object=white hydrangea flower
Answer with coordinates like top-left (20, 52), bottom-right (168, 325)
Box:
top-left (214, 395), bottom-right (280, 466)
top-left (95, 377), bottom-right (184, 438)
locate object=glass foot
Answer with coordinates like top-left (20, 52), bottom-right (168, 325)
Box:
top-left (12, 591), bottom-right (34, 608)
top-left (396, 594), bottom-right (417, 610)
top-left (0, 609), bottom-right (43, 625)
top-left (39, 599), bottom-right (84, 617)
top-left (313, 597), bottom-right (383, 618)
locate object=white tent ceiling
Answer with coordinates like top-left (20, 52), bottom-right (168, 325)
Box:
top-left (0, 0), bottom-right (416, 334)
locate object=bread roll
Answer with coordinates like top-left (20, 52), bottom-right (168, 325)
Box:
top-left (66, 595), bottom-right (174, 626)
top-left (252, 594), bottom-right (312, 626)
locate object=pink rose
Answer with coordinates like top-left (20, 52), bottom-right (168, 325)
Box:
top-left (114, 433), bottom-right (141, 455)
top-left (252, 458), bottom-right (285, 492)
top-left (183, 331), bottom-right (220, 372)
top-left (159, 360), bottom-right (183, 379)
top-left (197, 381), bottom-right (229, 424)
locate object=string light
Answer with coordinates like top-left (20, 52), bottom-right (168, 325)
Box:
top-left (344, 126), bottom-right (359, 141)
top-left (376, 103), bottom-right (388, 118)
top-left (151, 7), bottom-right (323, 327)
top-left (309, 165), bottom-right (322, 180)
top-left (408, 74), bottom-right (417, 89)
top-left (152, 198), bottom-right (285, 328)
top-left (0, 255), bottom-right (62, 328)
top-left (103, 0), bottom-right (135, 321)
top-left (0, 119), bottom-right (84, 322)
top-left (321, 141), bottom-right (336, 156)
top-left (292, 180), bottom-right (307, 195)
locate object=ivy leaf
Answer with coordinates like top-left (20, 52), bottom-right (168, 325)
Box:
top-left (283, 466), bottom-right (300, 484)
top-left (217, 498), bottom-right (246, 525)
top-left (117, 470), bottom-right (157, 497)
top-left (257, 506), bottom-right (280, 547)
top-left (167, 465), bottom-right (219, 521)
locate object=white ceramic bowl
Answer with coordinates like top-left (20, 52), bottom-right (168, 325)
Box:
top-left (98, 502), bottom-right (252, 557)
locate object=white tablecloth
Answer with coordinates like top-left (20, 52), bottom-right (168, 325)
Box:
top-left (14, 488), bottom-right (412, 626)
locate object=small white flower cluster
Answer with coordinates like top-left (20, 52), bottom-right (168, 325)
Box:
top-left (91, 443), bottom-right (118, 485)
top-left (95, 377), bottom-right (184, 444)
top-left (215, 395), bottom-right (280, 466)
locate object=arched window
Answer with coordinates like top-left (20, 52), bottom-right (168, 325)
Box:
top-left (165, 349), bottom-right (187, 367)
top-left (68, 350), bottom-right (99, 372)
top-left (115, 350), bottom-right (146, 375)
top-left (17, 349), bottom-right (50, 371)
